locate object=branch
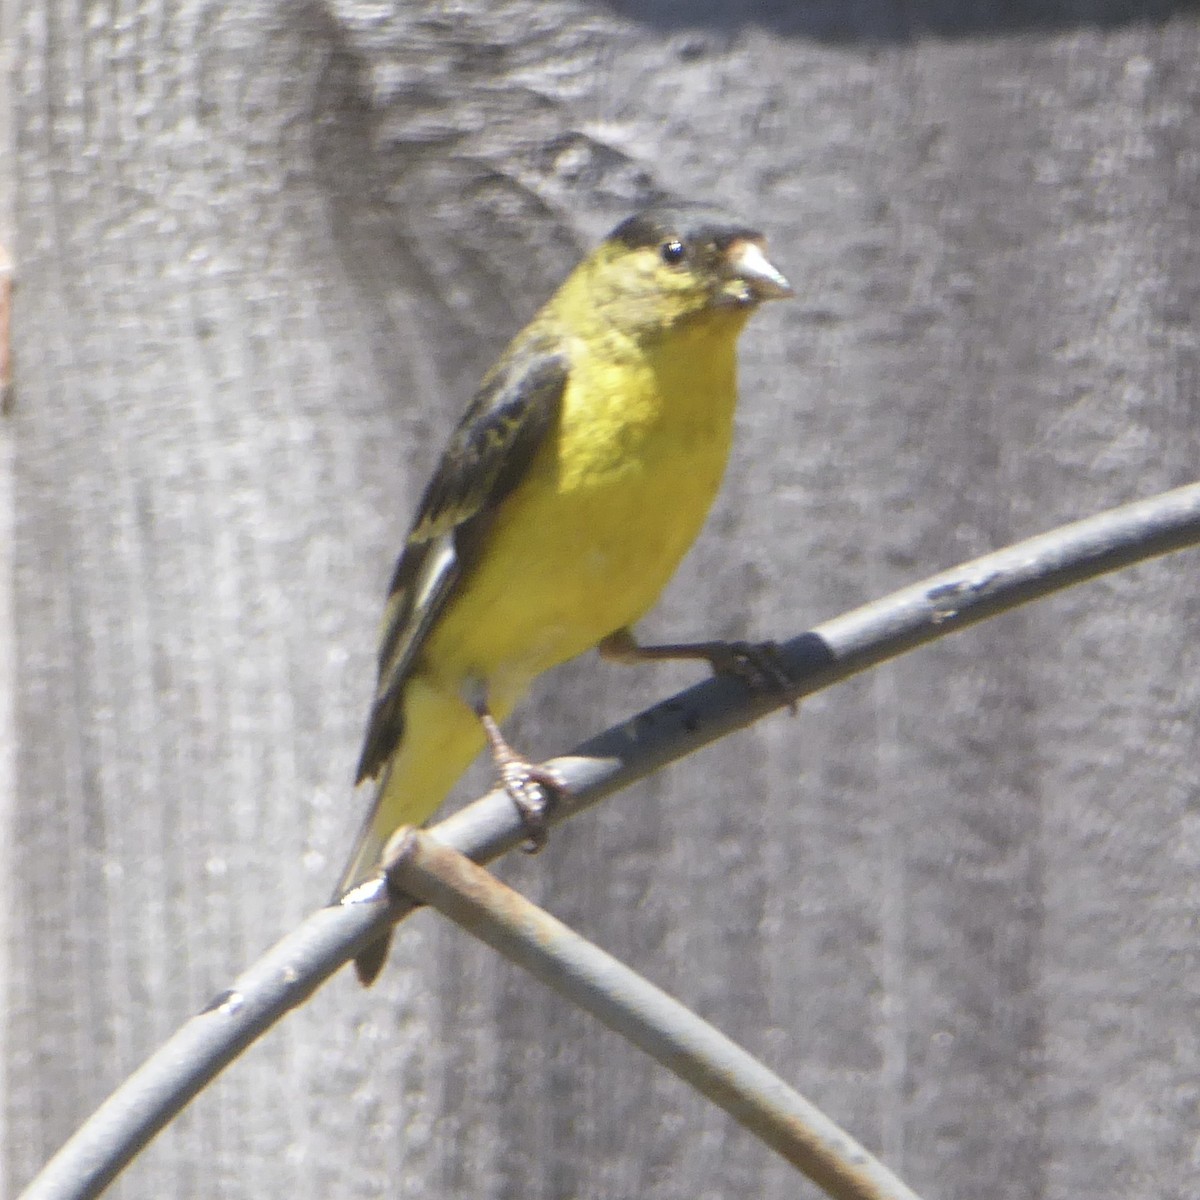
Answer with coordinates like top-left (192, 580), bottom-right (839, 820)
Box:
top-left (19, 481), bottom-right (1200, 1200)
top-left (387, 828), bottom-right (926, 1200)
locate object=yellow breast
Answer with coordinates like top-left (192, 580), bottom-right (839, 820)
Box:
top-left (423, 309), bottom-right (747, 703)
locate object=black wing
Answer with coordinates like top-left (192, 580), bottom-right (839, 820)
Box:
top-left (354, 337), bottom-right (569, 783)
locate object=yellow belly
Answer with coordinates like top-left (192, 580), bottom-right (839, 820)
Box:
top-left (420, 317), bottom-right (743, 706)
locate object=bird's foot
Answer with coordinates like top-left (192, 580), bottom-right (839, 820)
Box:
top-left (497, 759), bottom-right (566, 853)
top-left (703, 639), bottom-right (797, 709)
top-left (600, 629), bottom-right (797, 713)
top-left (477, 707), bottom-right (566, 851)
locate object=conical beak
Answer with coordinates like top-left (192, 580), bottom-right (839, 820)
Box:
top-left (723, 238), bottom-right (794, 302)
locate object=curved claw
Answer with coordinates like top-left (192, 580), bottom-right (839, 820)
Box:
top-left (707, 640), bottom-right (798, 713)
top-left (473, 704), bottom-right (567, 851)
top-left (499, 760), bottom-right (566, 853)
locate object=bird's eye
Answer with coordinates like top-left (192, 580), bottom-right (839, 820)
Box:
top-left (659, 239), bottom-right (686, 266)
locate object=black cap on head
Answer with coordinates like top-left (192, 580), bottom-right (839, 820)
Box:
top-left (608, 203), bottom-right (763, 252)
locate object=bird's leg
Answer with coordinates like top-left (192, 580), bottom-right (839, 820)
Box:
top-left (471, 699), bottom-right (565, 852)
top-left (598, 628), bottom-right (798, 711)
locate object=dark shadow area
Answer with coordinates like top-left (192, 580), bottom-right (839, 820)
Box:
top-left (598, 0), bottom-right (1200, 40)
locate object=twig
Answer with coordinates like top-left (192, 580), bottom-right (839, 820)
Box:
top-left (387, 828), bottom-right (926, 1200)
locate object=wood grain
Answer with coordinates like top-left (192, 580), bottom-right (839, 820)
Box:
top-left (7, 5), bottom-right (1200, 1198)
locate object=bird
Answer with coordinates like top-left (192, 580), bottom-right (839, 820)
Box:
top-left (336, 202), bottom-right (792, 983)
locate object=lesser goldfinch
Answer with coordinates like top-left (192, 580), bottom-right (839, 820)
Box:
top-left (337, 203), bottom-right (792, 983)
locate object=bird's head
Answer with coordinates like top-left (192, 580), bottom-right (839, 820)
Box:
top-left (562, 203), bottom-right (793, 342)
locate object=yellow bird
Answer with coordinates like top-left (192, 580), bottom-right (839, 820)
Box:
top-left (337, 203), bottom-right (792, 982)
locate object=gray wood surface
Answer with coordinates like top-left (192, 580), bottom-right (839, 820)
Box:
top-left (7, 3), bottom-right (1200, 1198)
